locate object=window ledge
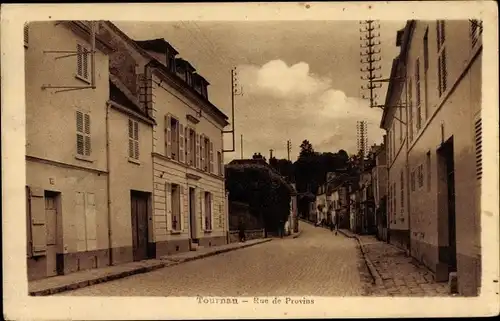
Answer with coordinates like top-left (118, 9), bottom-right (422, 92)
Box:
top-left (128, 158), bottom-right (141, 165)
top-left (170, 230), bottom-right (182, 235)
top-left (75, 74), bottom-right (91, 84)
top-left (75, 154), bottom-right (93, 163)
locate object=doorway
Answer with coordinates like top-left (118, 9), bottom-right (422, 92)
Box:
top-left (189, 187), bottom-right (198, 242)
top-left (44, 191), bottom-right (63, 277)
top-left (131, 191), bottom-right (150, 261)
top-left (437, 137), bottom-right (457, 275)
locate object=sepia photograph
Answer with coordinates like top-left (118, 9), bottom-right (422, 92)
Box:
top-left (2, 2), bottom-right (499, 320)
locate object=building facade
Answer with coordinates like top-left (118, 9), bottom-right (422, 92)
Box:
top-left (97, 22), bottom-right (230, 256)
top-left (25, 21), bottom-right (115, 280)
top-left (372, 142), bottom-right (388, 241)
top-left (381, 20), bottom-right (483, 296)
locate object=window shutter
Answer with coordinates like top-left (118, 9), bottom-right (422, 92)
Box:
top-left (415, 59), bottom-right (421, 107)
top-left (76, 111), bottom-right (85, 155)
top-left (186, 127), bottom-right (191, 166)
top-left (201, 135), bottom-right (206, 171)
top-left (128, 119), bottom-right (134, 158)
top-left (134, 121), bottom-right (139, 159)
top-left (179, 123), bottom-right (185, 163)
top-left (85, 193), bottom-right (97, 251)
top-left (77, 44), bottom-right (83, 77)
top-left (75, 191), bottom-right (87, 252)
top-left (84, 115), bottom-right (91, 156)
top-left (441, 49), bottom-right (447, 93)
top-left (195, 134), bottom-right (201, 169)
top-left (437, 55), bottom-right (442, 96)
top-left (209, 141), bottom-right (214, 173)
top-left (83, 47), bottom-right (89, 79)
top-left (440, 21), bottom-right (445, 46)
top-left (28, 187), bottom-right (47, 256)
top-left (210, 194), bottom-right (214, 230)
top-left (165, 115), bottom-right (172, 158)
top-left (475, 118), bottom-right (482, 180)
top-left (200, 189), bottom-right (205, 231)
top-left (165, 183), bottom-right (172, 230)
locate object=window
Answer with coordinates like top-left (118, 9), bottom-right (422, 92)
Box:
top-left (166, 116), bottom-right (181, 161)
top-left (418, 164), bottom-right (424, 188)
top-left (171, 184), bottom-right (181, 231)
top-left (437, 20), bottom-right (447, 97)
top-left (470, 20), bottom-right (483, 48)
top-left (188, 129), bottom-right (196, 166)
top-left (415, 58), bottom-right (422, 131)
top-left (423, 28), bottom-right (429, 120)
top-left (400, 170), bottom-right (404, 213)
top-left (128, 119), bottom-right (139, 160)
top-left (76, 111), bottom-right (91, 156)
top-left (475, 118), bottom-right (482, 180)
top-left (408, 77), bottom-right (413, 142)
top-left (217, 151), bottom-right (223, 176)
top-left (203, 136), bottom-right (210, 172)
top-left (24, 23), bottom-right (29, 47)
top-left (410, 170), bottom-right (416, 192)
top-left (204, 192), bottom-right (212, 230)
top-left (76, 44), bottom-right (90, 81)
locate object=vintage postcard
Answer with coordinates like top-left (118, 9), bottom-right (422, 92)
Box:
top-left (1, 1), bottom-right (499, 320)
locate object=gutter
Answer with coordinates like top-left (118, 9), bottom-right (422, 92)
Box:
top-left (105, 103), bottom-right (113, 266)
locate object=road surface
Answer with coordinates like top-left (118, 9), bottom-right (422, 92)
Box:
top-left (60, 222), bottom-right (372, 296)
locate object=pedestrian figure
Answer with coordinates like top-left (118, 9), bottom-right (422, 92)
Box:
top-left (334, 212), bottom-right (340, 235)
top-left (238, 218), bottom-right (246, 242)
top-left (279, 219), bottom-right (285, 238)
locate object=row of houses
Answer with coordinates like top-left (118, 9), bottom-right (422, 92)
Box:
top-left (25, 21), bottom-right (230, 281)
top-left (313, 20), bottom-right (482, 297)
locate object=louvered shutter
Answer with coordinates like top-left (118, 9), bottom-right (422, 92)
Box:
top-left (195, 134), bottom-right (201, 169)
top-left (83, 47), bottom-right (89, 79)
top-left (209, 194), bottom-right (214, 230)
top-left (438, 55), bottom-right (442, 96)
top-left (179, 123), bottom-right (185, 163)
top-left (134, 121), bottom-right (139, 159)
top-left (128, 119), bottom-right (134, 158)
top-left (440, 21), bottom-right (445, 46)
top-left (186, 127), bottom-right (191, 166)
top-left (165, 183), bottom-right (172, 230)
top-left (201, 135), bottom-right (206, 171)
top-left (475, 118), bottom-right (482, 180)
top-left (76, 111), bottom-right (84, 155)
top-left (84, 113), bottom-right (91, 156)
top-left (85, 193), bottom-right (97, 251)
top-left (77, 44), bottom-right (83, 77)
top-left (209, 141), bottom-right (214, 173)
top-left (165, 115), bottom-right (172, 158)
top-left (179, 186), bottom-right (185, 230)
top-left (28, 187), bottom-right (47, 256)
top-left (441, 48), bottom-right (447, 93)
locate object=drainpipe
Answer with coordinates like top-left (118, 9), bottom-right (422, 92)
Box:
top-left (105, 102), bottom-right (113, 265)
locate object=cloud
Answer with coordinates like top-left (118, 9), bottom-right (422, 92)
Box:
top-left (233, 60), bottom-right (385, 160)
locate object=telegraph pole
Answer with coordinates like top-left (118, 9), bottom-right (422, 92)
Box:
top-left (360, 20), bottom-right (382, 108)
top-left (286, 140), bottom-right (291, 161)
top-left (269, 149), bottom-right (274, 160)
top-left (240, 134), bottom-right (243, 159)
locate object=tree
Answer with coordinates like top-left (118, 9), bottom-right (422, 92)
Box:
top-left (299, 140), bottom-right (315, 158)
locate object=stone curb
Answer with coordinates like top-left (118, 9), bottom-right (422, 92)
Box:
top-left (30, 239), bottom-right (271, 296)
top-left (337, 230), bottom-right (384, 287)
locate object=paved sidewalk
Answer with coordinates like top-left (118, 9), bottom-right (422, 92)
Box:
top-left (338, 229), bottom-right (451, 297)
top-left (29, 238), bottom-right (271, 296)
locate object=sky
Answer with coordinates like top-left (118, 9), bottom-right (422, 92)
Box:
top-left (115, 20), bottom-right (407, 163)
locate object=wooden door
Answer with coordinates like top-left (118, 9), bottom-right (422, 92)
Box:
top-left (45, 194), bottom-right (58, 277)
top-left (189, 188), bottom-right (197, 240)
top-left (131, 192), bottom-right (149, 261)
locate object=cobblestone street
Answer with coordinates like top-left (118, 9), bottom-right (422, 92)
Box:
top-left (60, 223), bottom-right (373, 297)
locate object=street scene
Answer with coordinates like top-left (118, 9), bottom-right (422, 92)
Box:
top-left (22, 18), bottom-right (484, 299)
